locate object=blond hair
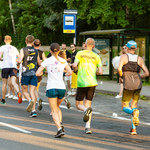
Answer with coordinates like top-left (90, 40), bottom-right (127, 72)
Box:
top-left (85, 38), bottom-right (95, 46)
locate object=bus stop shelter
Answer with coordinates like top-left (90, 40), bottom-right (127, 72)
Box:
top-left (80, 28), bottom-right (150, 80)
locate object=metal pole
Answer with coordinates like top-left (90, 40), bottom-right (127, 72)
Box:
top-left (117, 34), bottom-right (120, 82)
top-left (74, 15), bottom-right (77, 45)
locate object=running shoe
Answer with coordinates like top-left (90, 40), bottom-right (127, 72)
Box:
top-left (29, 111), bottom-right (37, 117)
top-left (132, 109), bottom-right (139, 126)
top-left (5, 93), bottom-right (10, 97)
top-left (12, 95), bottom-right (18, 100)
top-left (64, 98), bottom-right (71, 109)
top-left (67, 91), bottom-right (72, 95)
top-left (130, 128), bottom-right (137, 135)
top-left (38, 98), bottom-right (43, 111)
top-left (22, 98), bottom-right (27, 102)
top-left (85, 128), bottom-right (92, 134)
top-left (0, 99), bottom-right (6, 104)
top-left (26, 100), bottom-right (34, 112)
top-left (8, 95), bottom-right (13, 99)
top-left (71, 91), bottom-right (76, 96)
top-left (17, 92), bottom-right (22, 104)
top-left (55, 129), bottom-right (65, 138)
top-left (61, 122), bottom-right (64, 132)
top-left (115, 95), bottom-right (122, 98)
top-left (83, 107), bottom-right (92, 122)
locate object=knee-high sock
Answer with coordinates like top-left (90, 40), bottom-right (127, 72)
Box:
top-left (123, 107), bottom-right (133, 115)
top-left (131, 108), bottom-right (137, 129)
top-left (131, 118), bottom-right (136, 129)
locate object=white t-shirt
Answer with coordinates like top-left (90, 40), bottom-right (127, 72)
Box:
top-left (0, 44), bottom-right (19, 68)
top-left (41, 56), bottom-right (68, 90)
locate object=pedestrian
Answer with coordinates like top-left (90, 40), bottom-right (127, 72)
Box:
top-left (70, 43), bottom-right (77, 95)
top-left (19, 35), bottom-right (40, 117)
top-left (36, 43), bottom-right (72, 138)
top-left (115, 45), bottom-right (127, 98)
top-left (73, 38), bottom-right (103, 134)
top-left (61, 43), bottom-right (71, 95)
top-left (33, 39), bottom-right (46, 111)
top-left (118, 40), bottom-right (149, 135)
top-left (0, 35), bottom-right (22, 104)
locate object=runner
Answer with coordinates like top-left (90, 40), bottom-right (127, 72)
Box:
top-left (36, 43), bottom-right (72, 138)
top-left (0, 35), bottom-right (22, 104)
top-left (33, 39), bottom-right (46, 111)
top-left (118, 40), bottom-right (149, 135)
top-left (19, 35), bottom-right (40, 117)
top-left (73, 38), bottom-right (103, 134)
top-left (70, 44), bottom-right (77, 95)
top-left (61, 43), bottom-right (71, 95)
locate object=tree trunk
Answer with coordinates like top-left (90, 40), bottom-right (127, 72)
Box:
top-left (9, 0), bottom-right (16, 35)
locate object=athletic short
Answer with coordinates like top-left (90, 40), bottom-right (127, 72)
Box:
top-left (38, 76), bottom-right (42, 82)
top-left (21, 75), bottom-right (37, 86)
top-left (46, 89), bottom-right (66, 99)
top-left (122, 89), bottom-right (141, 103)
top-left (76, 86), bottom-right (96, 101)
top-left (2, 68), bottom-right (17, 79)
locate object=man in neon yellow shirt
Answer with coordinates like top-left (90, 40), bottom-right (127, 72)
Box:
top-left (73, 38), bottom-right (103, 134)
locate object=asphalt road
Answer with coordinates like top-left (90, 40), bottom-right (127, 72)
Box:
top-left (0, 93), bottom-right (150, 150)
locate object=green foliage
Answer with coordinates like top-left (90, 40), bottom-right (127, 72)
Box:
top-left (64, 0), bottom-right (150, 29)
top-left (0, 0), bottom-right (150, 47)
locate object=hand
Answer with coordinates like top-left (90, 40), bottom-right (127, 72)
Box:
top-left (119, 77), bottom-right (123, 83)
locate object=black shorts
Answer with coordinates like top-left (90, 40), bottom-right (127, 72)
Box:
top-left (1, 68), bottom-right (17, 79)
top-left (38, 76), bottom-right (42, 82)
top-left (76, 86), bottom-right (96, 101)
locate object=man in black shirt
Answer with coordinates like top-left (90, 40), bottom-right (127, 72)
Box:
top-left (70, 44), bottom-right (77, 95)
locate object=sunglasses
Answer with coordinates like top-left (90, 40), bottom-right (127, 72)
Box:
top-left (123, 47), bottom-right (126, 49)
top-left (70, 46), bottom-right (74, 48)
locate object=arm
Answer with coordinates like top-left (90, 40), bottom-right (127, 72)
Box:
top-left (64, 65), bottom-right (72, 76)
top-left (118, 55), bottom-right (125, 77)
top-left (36, 65), bottom-right (45, 76)
top-left (96, 67), bottom-right (103, 75)
top-left (37, 53), bottom-right (42, 66)
top-left (42, 52), bottom-right (46, 60)
top-left (18, 48), bottom-right (24, 63)
top-left (138, 57), bottom-right (149, 78)
top-left (72, 62), bottom-right (78, 73)
top-left (0, 52), bottom-right (3, 61)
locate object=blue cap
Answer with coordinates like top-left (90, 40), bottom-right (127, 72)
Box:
top-left (126, 40), bottom-right (137, 48)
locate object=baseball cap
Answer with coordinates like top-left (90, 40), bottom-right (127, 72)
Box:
top-left (126, 40), bottom-right (137, 49)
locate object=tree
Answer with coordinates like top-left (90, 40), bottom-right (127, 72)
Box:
top-left (64, 0), bottom-right (150, 30)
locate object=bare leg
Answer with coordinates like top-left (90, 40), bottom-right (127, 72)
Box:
top-left (10, 76), bottom-right (19, 93)
top-left (22, 85), bottom-right (31, 101)
top-left (2, 78), bottom-right (8, 99)
top-left (29, 85), bottom-right (37, 111)
top-left (48, 98), bottom-right (63, 129)
top-left (118, 83), bottom-right (123, 96)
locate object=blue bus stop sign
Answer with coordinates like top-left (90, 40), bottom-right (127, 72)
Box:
top-left (63, 14), bottom-right (76, 33)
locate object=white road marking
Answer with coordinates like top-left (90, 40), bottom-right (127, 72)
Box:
top-left (0, 122), bottom-right (32, 134)
top-left (42, 102), bottom-right (150, 126)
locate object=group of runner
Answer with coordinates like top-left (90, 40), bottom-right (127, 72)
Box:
top-left (0, 35), bottom-right (149, 138)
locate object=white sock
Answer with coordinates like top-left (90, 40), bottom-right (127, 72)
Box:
top-left (58, 127), bottom-right (62, 131)
top-left (85, 122), bottom-right (90, 129)
top-left (37, 97), bottom-right (40, 102)
top-left (84, 107), bottom-right (87, 112)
